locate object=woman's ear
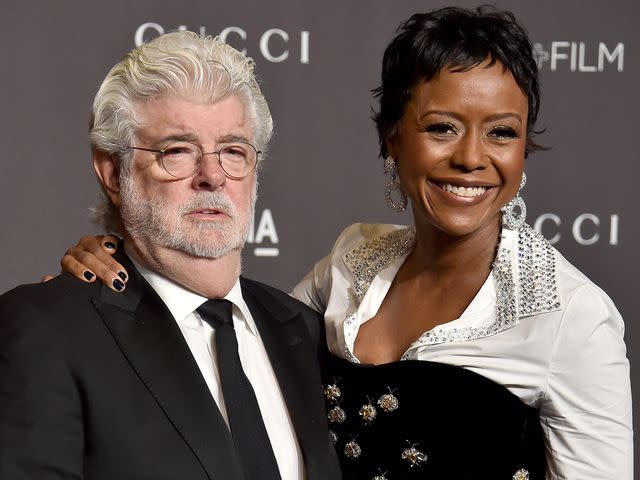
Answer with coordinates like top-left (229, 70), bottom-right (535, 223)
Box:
top-left (385, 131), bottom-right (399, 160)
top-left (93, 151), bottom-right (121, 207)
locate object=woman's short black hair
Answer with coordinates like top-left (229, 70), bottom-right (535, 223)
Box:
top-left (373, 6), bottom-right (541, 157)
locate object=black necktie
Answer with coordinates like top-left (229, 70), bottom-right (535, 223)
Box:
top-left (197, 299), bottom-right (281, 480)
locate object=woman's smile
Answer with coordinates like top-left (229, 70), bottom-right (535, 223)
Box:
top-left (431, 179), bottom-right (497, 203)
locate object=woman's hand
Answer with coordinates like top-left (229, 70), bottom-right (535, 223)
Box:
top-left (54, 234), bottom-right (128, 291)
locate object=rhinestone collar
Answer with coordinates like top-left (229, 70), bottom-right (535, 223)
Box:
top-left (342, 224), bottom-right (561, 353)
top-left (343, 226), bottom-right (416, 300)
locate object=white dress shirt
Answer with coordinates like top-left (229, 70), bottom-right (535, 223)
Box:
top-left (292, 222), bottom-right (633, 480)
top-left (131, 259), bottom-right (304, 480)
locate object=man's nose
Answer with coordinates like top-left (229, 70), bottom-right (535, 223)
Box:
top-left (191, 153), bottom-right (226, 190)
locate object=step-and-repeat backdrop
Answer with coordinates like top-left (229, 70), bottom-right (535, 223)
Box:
top-left (1, 0), bottom-right (637, 468)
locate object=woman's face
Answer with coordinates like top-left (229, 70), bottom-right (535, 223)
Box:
top-left (388, 60), bottom-right (528, 238)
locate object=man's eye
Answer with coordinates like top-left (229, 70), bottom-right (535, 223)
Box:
top-left (222, 146), bottom-right (248, 159)
top-left (163, 147), bottom-right (193, 157)
top-left (490, 126), bottom-right (519, 139)
top-left (424, 123), bottom-right (456, 134)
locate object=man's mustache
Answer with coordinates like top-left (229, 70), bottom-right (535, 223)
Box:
top-left (179, 192), bottom-right (236, 218)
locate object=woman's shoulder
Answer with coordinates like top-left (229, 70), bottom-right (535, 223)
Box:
top-left (333, 222), bottom-right (410, 247)
top-left (496, 224), bottom-right (622, 330)
top-left (290, 223), bottom-right (415, 310)
top-left (551, 245), bottom-right (611, 299)
top-left (328, 222), bottom-right (414, 260)
top-left (290, 223), bottom-right (412, 310)
top-left (540, 237), bottom-right (622, 328)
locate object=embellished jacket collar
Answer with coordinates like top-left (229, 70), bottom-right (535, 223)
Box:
top-left (341, 223), bottom-right (561, 355)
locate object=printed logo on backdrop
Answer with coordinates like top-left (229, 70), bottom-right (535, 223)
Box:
top-left (533, 213), bottom-right (620, 246)
top-left (247, 209), bottom-right (279, 257)
top-left (135, 23), bottom-right (310, 64)
top-left (533, 42), bottom-right (624, 72)
top-left (247, 211), bottom-right (619, 254)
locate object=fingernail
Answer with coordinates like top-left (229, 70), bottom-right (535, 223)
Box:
top-left (83, 271), bottom-right (95, 281)
top-left (118, 271), bottom-right (127, 281)
top-left (104, 241), bottom-right (116, 250)
top-left (113, 279), bottom-right (124, 291)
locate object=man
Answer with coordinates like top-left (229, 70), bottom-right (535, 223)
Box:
top-left (0, 31), bottom-right (339, 479)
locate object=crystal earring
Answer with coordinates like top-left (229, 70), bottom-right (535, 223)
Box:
top-left (384, 156), bottom-right (407, 213)
top-left (501, 172), bottom-right (527, 230)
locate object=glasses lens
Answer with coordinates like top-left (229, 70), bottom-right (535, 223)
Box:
top-left (161, 142), bottom-right (201, 178)
top-left (218, 143), bottom-right (257, 178)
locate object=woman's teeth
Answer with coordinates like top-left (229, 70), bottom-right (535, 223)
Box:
top-left (439, 183), bottom-right (488, 198)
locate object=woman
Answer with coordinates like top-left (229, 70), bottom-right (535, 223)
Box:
top-left (56, 7), bottom-right (632, 479)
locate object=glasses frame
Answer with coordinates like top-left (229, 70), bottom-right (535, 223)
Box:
top-left (129, 141), bottom-right (261, 180)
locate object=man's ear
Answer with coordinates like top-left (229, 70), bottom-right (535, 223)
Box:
top-left (93, 151), bottom-right (121, 207)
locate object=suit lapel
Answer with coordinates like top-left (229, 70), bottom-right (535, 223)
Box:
top-left (241, 278), bottom-right (329, 480)
top-left (91, 254), bottom-right (243, 480)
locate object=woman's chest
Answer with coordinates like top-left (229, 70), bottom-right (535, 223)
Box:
top-left (329, 306), bottom-right (558, 407)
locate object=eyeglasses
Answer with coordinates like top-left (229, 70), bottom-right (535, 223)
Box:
top-left (129, 141), bottom-right (260, 180)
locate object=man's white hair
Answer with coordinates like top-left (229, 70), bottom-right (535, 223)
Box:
top-left (89, 31), bottom-right (272, 232)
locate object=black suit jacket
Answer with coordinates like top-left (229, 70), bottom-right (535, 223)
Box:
top-left (0, 253), bottom-right (340, 479)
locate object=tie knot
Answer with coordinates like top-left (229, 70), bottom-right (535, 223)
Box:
top-left (197, 299), bottom-right (233, 328)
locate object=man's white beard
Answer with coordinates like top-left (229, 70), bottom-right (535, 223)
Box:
top-left (119, 175), bottom-right (255, 259)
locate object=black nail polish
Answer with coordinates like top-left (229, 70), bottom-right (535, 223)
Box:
top-left (104, 241), bottom-right (116, 250)
top-left (83, 271), bottom-right (95, 281)
top-left (113, 279), bottom-right (124, 291)
top-left (118, 271), bottom-right (127, 281)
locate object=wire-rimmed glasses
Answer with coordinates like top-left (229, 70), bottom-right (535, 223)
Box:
top-left (129, 141), bottom-right (260, 180)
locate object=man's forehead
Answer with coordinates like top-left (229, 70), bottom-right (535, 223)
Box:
top-left (135, 131), bottom-right (253, 146)
top-left (133, 93), bottom-right (254, 143)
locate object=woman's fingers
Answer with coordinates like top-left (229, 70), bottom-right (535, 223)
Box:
top-left (61, 238), bottom-right (128, 292)
top-left (61, 251), bottom-right (125, 291)
top-left (77, 234), bottom-right (120, 255)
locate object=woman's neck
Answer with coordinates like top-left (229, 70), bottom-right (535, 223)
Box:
top-left (407, 217), bottom-right (501, 280)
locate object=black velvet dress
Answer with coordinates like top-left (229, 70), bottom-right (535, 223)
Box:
top-left (324, 354), bottom-right (546, 480)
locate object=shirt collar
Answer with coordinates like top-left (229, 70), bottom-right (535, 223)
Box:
top-left (125, 250), bottom-right (257, 335)
top-left (342, 223), bottom-right (562, 349)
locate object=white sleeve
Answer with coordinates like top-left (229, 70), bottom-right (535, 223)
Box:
top-left (290, 253), bottom-right (332, 314)
top-left (290, 223), bottom-right (374, 313)
top-left (541, 284), bottom-right (633, 479)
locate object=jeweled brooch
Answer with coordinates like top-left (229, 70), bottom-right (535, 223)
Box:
top-left (323, 383), bottom-right (341, 402)
top-left (377, 391), bottom-right (399, 413)
top-left (327, 405), bottom-right (346, 424)
top-left (401, 446), bottom-right (428, 467)
top-left (344, 440), bottom-right (362, 459)
top-left (359, 403), bottom-right (377, 423)
top-left (512, 468), bottom-right (530, 480)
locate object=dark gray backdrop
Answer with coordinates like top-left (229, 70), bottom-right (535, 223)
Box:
top-left (1, 0), bottom-right (637, 471)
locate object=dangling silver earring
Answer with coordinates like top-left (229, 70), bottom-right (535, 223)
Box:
top-left (501, 172), bottom-right (527, 230)
top-left (384, 155), bottom-right (407, 212)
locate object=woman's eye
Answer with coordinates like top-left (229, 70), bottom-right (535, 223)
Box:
top-left (489, 126), bottom-right (519, 139)
top-left (425, 123), bottom-right (457, 135)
